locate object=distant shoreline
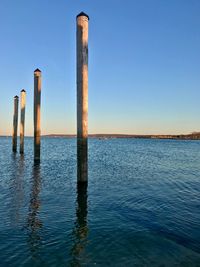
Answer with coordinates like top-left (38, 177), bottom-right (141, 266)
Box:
top-left (1, 133), bottom-right (200, 140)
top-left (43, 133), bottom-right (200, 140)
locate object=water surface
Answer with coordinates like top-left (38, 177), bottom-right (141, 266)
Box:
top-left (0, 137), bottom-right (200, 266)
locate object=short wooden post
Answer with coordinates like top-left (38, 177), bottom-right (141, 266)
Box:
top-left (20, 89), bottom-right (26, 154)
top-left (34, 69), bottom-right (42, 162)
top-left (77, 12), bottom-right (89, 183)
top-left (12, 96), bottom-right (19, 152)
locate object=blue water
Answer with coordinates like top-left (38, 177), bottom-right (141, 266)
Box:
top-left (0, 137), bottom-right (200, 266)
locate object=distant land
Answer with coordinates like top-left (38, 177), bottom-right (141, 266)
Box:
top-left (42, 132), bottom-right (200, 140)
top-left (1, 132), bottom-right (200, 140)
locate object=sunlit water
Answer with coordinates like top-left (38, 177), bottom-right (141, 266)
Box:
top-left (0, 137), bottom-right (200, 267)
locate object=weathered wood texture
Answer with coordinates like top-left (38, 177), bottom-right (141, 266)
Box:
top-left (77, 13), bottom-right (89, 182)
top-left (12, 96), bottom-right (19, 152)
top-left (34, 69), bottom-right (42, 162)
top-left (20, 90), bottom-right (26, 154)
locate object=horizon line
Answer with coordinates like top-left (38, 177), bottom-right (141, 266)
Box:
top-left (1, 132), bottom-right (200, 138)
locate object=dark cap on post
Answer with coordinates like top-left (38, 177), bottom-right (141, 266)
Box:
top-left (14, 95), bottom-right (19, 98)
top-left (34, 68), bottom-right (41, 73)
top-left (21, 89), bottom-right (26, 93)
top-left (77, 12), bottom-right (89, 20)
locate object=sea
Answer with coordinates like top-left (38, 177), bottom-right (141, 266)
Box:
top-left (0, 137), bottom-right (200, 267)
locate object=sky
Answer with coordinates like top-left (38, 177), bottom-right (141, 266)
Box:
top-left (0, 0), bottom-right (200, 136)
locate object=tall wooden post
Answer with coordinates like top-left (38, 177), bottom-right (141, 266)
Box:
top-left (77, 12), bottom-right (89, 183)
top-left (34, 69), bottom-right (42, 162)
top-left (12, 96), bottom-right (19, 152)
top-left (20, 89), bottom-right (26, 154)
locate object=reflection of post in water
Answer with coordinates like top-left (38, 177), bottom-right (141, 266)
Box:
top-left (71, 183), bottom-right (88, 266)
top-left (27, 163), bottom-right (42, 254)
top-left (9, 155), bottom-right (25, 225)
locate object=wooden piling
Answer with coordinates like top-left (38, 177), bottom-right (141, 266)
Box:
top-left (12, 96), bottom-right (19, 152)
top-left (20, 89), bottom-right (26, 154)
top-left (34, 69), bottom-right (42, 162)
top-left (77, 12), bottom-right (89, 183)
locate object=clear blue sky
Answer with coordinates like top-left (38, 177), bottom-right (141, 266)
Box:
top-left (0, 0), bottom-right (200, 136)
